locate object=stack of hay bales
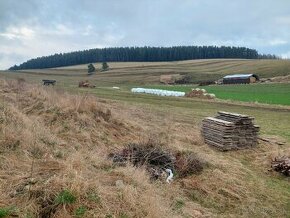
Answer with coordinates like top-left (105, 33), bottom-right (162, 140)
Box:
top-left (160, 74), bottom-right (184, 84)
top-left (185, 88), bottom-right (215, 99)
top-left (201, 111), bottom-right (260, 151)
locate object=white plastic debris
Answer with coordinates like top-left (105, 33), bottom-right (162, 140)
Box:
top-left (165, 169), bottom-right (174, 183)
top-left (208, 93), bottom-right (216, 98)
top-left (131, 88), bottom-right (185, 97)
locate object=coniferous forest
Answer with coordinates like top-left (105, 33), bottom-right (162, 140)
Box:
top-left (9, 46), bottom-right (276, 70)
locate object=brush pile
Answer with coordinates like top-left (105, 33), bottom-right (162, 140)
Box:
top-left (110, 142), bottom-right (175, 180)
top-left (185, 88), bottom-right (215, 99)
top-left (201, 111), bottom-right (260, 151)
top-left (109, 141), bottom-right (205, 180)
top-left (78, 80), bottom-right (96, 88)
top-left (271, 156), bottom-right (290, 176)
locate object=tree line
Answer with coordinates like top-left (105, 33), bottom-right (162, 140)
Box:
top-left (9, 46), bottom-right (277, 70)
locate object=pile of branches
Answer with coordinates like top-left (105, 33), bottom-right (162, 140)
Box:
top-left (271, 156), bottom-right (290, 176)
top-left (109, 141), bottom-right (205, 180)
top-left (78, 80), bottom-right (96, 88)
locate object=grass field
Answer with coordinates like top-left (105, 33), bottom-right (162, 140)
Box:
top-left (2, 59), bottom-right (290, 86)
top-left (0, 59), bottom-right (290, 140)
top-left (1, 59), bottom-right (290, 217)
top-left (142, 83), bottom-right (290, 106)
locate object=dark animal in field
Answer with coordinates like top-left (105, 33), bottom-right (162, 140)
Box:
top-left (42, 80), bottom-right (56, 86)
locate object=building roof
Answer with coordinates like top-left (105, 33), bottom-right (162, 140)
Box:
top-left (223, 74), bottom-right (255, 79)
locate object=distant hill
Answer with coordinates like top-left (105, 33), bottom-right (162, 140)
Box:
top-left (9, 45), bottom-right (277, 70)
top-left (2, 59), bottom-right (290, 85)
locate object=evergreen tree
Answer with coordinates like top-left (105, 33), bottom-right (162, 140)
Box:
top-left (102, 62), bottom-right (109, 71)
top-left (87, 63), bottom-right (95, 75)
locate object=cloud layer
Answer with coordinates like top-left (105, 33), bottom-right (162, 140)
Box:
top-left (1, 0), bottom-right (290, 69)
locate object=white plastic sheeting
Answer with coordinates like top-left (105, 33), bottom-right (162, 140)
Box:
top-left (165, 169), bottom-right (174, 183)
top-left (131, 88), bottom-right (185, 97)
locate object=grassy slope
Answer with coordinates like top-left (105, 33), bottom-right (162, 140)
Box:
top-left (142, 83), bottom-right (290, 106)
top-left (2, 59), bottom-right (290, 86)
top-left (1, 59), bottom-right (290, 216)
top-left (0, 59), bottom-right (290, 138)
top-left (76, 87), bottom-right (290, 141)
top-left (1, 80), bottom-right (290, 218)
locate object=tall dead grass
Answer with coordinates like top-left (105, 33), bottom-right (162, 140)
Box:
top-left (1, 79), bottom-right (208, 217)
top-left (1, 79), bottom-right (288, 217)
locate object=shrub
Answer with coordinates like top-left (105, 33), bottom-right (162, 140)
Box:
top-left (175, 75), bottom-right (192, 84)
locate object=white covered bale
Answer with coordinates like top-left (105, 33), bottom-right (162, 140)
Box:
top-left (131, 88), bottom-right (185, 97)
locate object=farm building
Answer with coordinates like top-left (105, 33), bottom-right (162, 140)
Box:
top-left (223, 74), bottom-right (259, 84)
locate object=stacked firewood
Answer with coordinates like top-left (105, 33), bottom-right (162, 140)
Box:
top-left (201, 111), bottom-right (260, 151)
top-left (271, 156), bottom-right (290, 176)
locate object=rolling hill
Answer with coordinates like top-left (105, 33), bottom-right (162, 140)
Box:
top-left (2, 59), bottom-right (290, 86)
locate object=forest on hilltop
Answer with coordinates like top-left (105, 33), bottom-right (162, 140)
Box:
top-left (9, 46), bottom-right (277, 70)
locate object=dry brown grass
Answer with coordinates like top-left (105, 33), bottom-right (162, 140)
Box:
top-left (0, 80), bottom-right (213, 217)
top-left (1, 79), bottom-right (290, 218)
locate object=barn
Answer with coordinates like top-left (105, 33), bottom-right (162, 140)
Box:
top-left (223, 74), bottom-right (259, 84)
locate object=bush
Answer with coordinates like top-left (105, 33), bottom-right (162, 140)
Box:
top-left (175, 75), bottom-right (192, 84)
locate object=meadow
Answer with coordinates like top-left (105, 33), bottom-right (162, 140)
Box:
top-left (2, 58), bottom-right (290, 86)
top-left (1, 59), bottom-right (290, 217)
top-left (142, 83), bottom-right (290, 106)
top-left (1, 59), bottom-right (290, 140)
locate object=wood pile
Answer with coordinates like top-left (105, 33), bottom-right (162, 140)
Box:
top-left (78, 80), bottom-right (96, 88)
top-left (201, 111), bottom-right (260, 151)
top-left (271, 156), bottom-right (290, 176)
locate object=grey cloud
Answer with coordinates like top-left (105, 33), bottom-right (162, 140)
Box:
top-left (0, 0), bottom-right (290, 69)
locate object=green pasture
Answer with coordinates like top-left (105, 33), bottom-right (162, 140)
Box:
top-left (142, 83), bottom-right (290, 106)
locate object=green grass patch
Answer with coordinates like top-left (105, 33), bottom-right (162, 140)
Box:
top-left (55, 190), bottom-right (76, 205)
top-left (173, 199), bottom-right (185, 210)
top-left (143, 83), bottom-right (290, 106)
top-left (74, 206), bottom-right (87, 217)
top-left (0, 207), bottom-right (14, 218)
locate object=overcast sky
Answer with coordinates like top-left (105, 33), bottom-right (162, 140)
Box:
top-left (0, 0), bottom-right (290, 69)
